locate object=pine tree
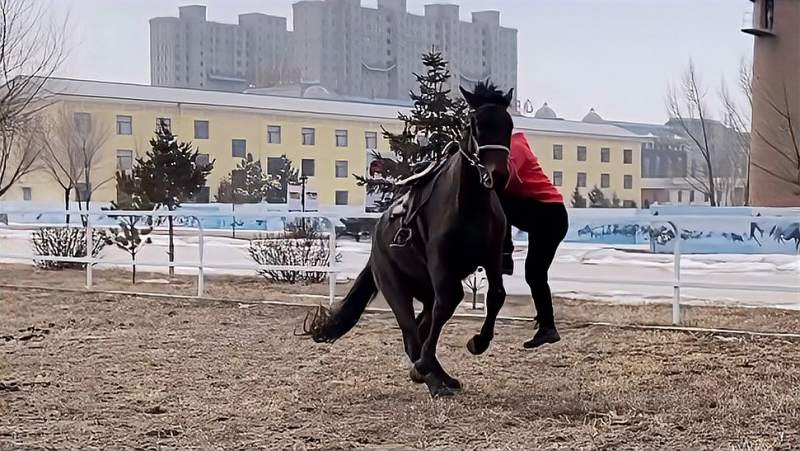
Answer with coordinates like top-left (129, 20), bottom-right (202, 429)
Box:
top-left (611, 192), bottom-right (621, 208)
top-left (571, 186), bottom-right (587, 208)
top-left (265, 155), bottom-right (299, 204)
top-left (116, 126), bottom-right (214, 277)
top-left (356, 49), bottom-right (468, 210)
top-left (216, 153), bottom-right (274, 204)
top-left (104, 194), bottom-right (155, 284)
top-left (588, 185), bottom-right (611, 208)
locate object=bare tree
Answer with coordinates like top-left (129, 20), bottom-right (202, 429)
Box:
top-left (42, 107), bottom-right (112, 222)
top-left (0, 0), bottom-right (67, 198)
top-left (720, 58), bottom-right (753, 205)
top-left (666, 60), bottom-right (718, 206)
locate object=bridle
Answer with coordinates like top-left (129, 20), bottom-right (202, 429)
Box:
top-left (457, 106), bottom-right (510, 189)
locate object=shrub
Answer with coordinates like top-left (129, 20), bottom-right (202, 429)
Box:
top-left (248, 222), bottom-right (341, 284)
top-left (31, 226), bottom-right (107, 270)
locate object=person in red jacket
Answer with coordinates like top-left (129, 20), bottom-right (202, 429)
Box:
top-left (503, 132), bottom-right (568, 349)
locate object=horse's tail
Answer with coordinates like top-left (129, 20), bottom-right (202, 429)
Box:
top-left (305, 260), bottom-right (378, 343)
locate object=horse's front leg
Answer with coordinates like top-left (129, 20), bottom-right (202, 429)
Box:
top-left (467, 267), bottom-right (506, 355)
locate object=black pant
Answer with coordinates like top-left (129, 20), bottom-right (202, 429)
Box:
top-left (502, 197), bottom-right (568, 327)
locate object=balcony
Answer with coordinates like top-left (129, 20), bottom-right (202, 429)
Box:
top-left (741, 10), bottom-right (775, 37)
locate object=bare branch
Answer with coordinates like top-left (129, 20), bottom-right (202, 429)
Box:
top-left (0, 0), bottom-right (67, 198)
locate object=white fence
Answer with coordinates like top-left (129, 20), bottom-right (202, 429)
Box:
top-left (0, 208), bottom-right (798, 325)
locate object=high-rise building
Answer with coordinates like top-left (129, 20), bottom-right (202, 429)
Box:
top-left (742, 0), bottom-right (800, 206)
top-left (290, 0), bottom-right (517, 102)
top-left (150, 5), bottom-right (290, 91)
top-left (149, 1), bottom-right (518, 102)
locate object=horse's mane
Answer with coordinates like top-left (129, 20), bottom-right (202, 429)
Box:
top-left (471, 80), bottom-right (511, 108)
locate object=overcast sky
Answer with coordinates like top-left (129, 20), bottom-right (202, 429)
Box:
top-left (50, 0), bottom-right (754, 124)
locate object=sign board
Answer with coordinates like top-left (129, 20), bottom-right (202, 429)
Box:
top-left (287, 181), bottom-right (319, 212)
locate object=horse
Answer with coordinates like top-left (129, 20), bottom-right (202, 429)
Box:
top-left (304, 82), bottom-right (514, 397)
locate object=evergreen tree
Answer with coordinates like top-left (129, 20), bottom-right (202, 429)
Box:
top-left (216, 153), bottom-right (274, 203)
top-left (103, 193), bottom-right (155, 284)
top-left (356, 49), bottom-right (468, 210)
top-left (611, 192), bottom-right (622, 208)
top-left (571, 186), bottom-right (587, 208)
top-left (265, 155), bottom-right (299, 204)
top-left (116, 126), bottom-right (214, 277)
top-left (588, 185), bottom-right (611, 208)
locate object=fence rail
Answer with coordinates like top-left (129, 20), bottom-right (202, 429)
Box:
top-left (0, 208), bottom-right (797, 325)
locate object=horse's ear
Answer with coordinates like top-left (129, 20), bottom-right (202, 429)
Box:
top-left (503, 88), bottom-right (514, 107)
top-left (460, 86), bottom-right (479, 109)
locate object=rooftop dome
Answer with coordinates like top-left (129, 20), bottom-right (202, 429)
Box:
top-left (302, 85), bottom-right (333, 99)
top-left (582, 108), bottom-right (605, 123)
top-left (534, 102), bottom-right (557, 119)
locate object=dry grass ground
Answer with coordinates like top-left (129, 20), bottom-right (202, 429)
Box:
top-left (2, 280), bottom-right (800, 449)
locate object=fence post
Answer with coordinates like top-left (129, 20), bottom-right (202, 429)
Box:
top-left (328, 216), bottom-right (336, 306)
top-left (85, 211), bottom-right (93, 289)
top-left (197, 217), bottom-right (205, 297)
top-left (670, 221), bottom-right (681, 325)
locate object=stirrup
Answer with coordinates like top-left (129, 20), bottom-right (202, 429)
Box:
top-left (390, 227), bottom-right (413, 247)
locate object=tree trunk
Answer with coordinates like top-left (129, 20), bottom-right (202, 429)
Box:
top-left (168, 214), bottom-right (175, 278)
top-left (64, 187), bottom-right (71, 225)
top-left (132, 262), bottom-right (137, 284)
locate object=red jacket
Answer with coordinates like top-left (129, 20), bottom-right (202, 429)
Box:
top-left (505, 132), bottom-right (564, 203)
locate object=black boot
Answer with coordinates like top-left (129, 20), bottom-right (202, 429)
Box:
top-left (523, 323), bottom-right (560, 349)
top-left (502, 253), bottom-right (514, 275)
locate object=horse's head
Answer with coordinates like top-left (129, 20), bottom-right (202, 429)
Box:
top-left (459, 82), bottom-right (514, 191)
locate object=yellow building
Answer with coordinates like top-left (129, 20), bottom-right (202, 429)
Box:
top-left (2, 78), bottom-right (649, 209)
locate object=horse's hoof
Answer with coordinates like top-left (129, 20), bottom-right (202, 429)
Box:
top-left (443, 376), bottom-right (462, 391)
top-left (429, 384), bottom-right (458, 398)
top-left (409, 366), bottom-right (425, 384)
top-left (467, 335), bottom-right (490, 355)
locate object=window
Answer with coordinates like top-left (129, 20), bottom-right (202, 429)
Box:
top-left (74, 112), bottom-right (91, 134)
top-left (335, 129), bottom-right (348, 147)
top-left (156, 117), bottom-right (171, 132)
top-left (22, 187), bottom-right (31, 201)
top-left (601, 173), bottom-right (610, 188)
top-left (194, 120), bottom-right (209, 139)
top-left (232, 139), bottom-right (246, 158)
top-left (552, 144), bottom-right (563, 160)
top-left (116, 149), bottom-right (134, 171)
top-left (335, 190), bottom-right (349, 205)
top-left (335, 160), bottom-right (348, 178)
top-left (624, 149), bottom-right (633, 164)
top-left (267, 125), bottom-right (281, 144)
top-left (601, 147), bottom-right (610, 163)
top-left (267, 157), bottom-right (283, 175)
top-left (552, 171), bottom-right (563, 187)
top-left (690, 191), bottom-right (695, 203)
top-left (764, 0), bottom-right (774, 29)
top-left (577, 146), bottom-right (587, 162)
top-left (365, 131), bottom-right (378, 149)
top-left (301, 158), bottom-right (315, 177)
top-left (301, 127), bottom-right (315, 145)
top-left (577, 172), bottom-right (587, 188)
top-left (196, 153), bottom-right (210, 167)
top-left (624, 175), bottom-right (633, 189)
top-left (116, 115), bottom-right (132, 135)
top-left (678, 190), bottom-right (683, 202)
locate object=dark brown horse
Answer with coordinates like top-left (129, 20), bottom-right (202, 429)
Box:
top-left (306, 82), bottom-right (514, 397)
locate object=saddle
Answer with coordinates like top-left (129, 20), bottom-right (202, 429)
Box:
top-left (388, 158), bottom-right (449, 247)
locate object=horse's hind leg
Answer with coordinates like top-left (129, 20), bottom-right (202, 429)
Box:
top-left (376, 273), bottom-right (423, 379)
top-left (414, 278), bottom-right (464, 397)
